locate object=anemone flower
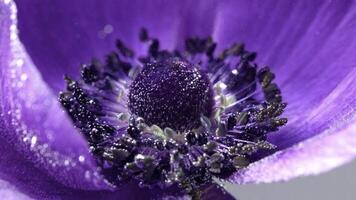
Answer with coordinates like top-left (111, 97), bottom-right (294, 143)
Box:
top-left (1, 0), bottom-right (356, 199)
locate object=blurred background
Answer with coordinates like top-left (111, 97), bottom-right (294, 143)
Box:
top-left (224, 160), bottom-right (356, 200)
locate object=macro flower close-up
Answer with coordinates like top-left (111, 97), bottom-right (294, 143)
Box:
top-left (1, 0), bottom-right (356, 199)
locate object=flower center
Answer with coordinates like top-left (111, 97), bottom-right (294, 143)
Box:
top-left (59, 28), bottom-right (288, 193)
top-left (128, 59), bottom-right (214, 131)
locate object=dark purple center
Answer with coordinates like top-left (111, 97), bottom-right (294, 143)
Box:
top-left (128, 59), bottom-right (214, 131)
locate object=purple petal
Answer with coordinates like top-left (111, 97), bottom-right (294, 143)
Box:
top-left (0, 0), bottom-right (111, 192)
top-left (213, 0), bottom-right (356, 182)
top-left (15, 0), bottom-right (218, 93)
top-left (0, 179), bottom-right (31, 200)
top-left (214, 0), bottom-right (356, 145)
top-left (231, 121), bottom-right (356, 184)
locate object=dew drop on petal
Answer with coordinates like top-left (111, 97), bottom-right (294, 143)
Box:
top-left (78, 155), bottom-right (85, 163)
top-left (30, 136), bottom-right (37, 148)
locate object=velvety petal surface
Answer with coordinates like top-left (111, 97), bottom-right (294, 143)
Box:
top-left (212, 0), bottom-right (356, 182)
top-left (0, 179), bottom-right (32, 200)
top-left (15, 0), bottom-right (218, 93)
top-left (214, 0), bottom-right (356, 147)
top-left (0, 0), bottom-right (113, 193)
top-left (231, 116), bottom-right (356, 184)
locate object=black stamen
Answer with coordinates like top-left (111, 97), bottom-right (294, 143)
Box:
top-left (59, 28), bottom-right (287, 194)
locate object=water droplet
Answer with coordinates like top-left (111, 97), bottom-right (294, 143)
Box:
top-left (103, 24), bottom-right (113, 34)
top-left (78, 155), bottom-right (85, 163)
top-left (16, 59), bottom-right (23, 67)
top-left (20, 73), bottom-right (27, 81)
top-left (30, 136), bottom-right (37, 148)
top-left (64, 159), bottom-right (70, 166)
top-left (85, 170), bottom-right (91, 180)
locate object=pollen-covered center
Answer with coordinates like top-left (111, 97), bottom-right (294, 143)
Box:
top-left (60, 29), bottom-right (288, 192)
top-left (128, 59), bottom-right (214, 131)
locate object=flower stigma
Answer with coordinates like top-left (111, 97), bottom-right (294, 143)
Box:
top-left (59, 28), bottom-right (288, 196)
top-left (128, 59), bottom-right (214, 131)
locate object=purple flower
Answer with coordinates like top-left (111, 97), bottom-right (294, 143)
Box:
top-left (1, 0), bottom-right (355, 199)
